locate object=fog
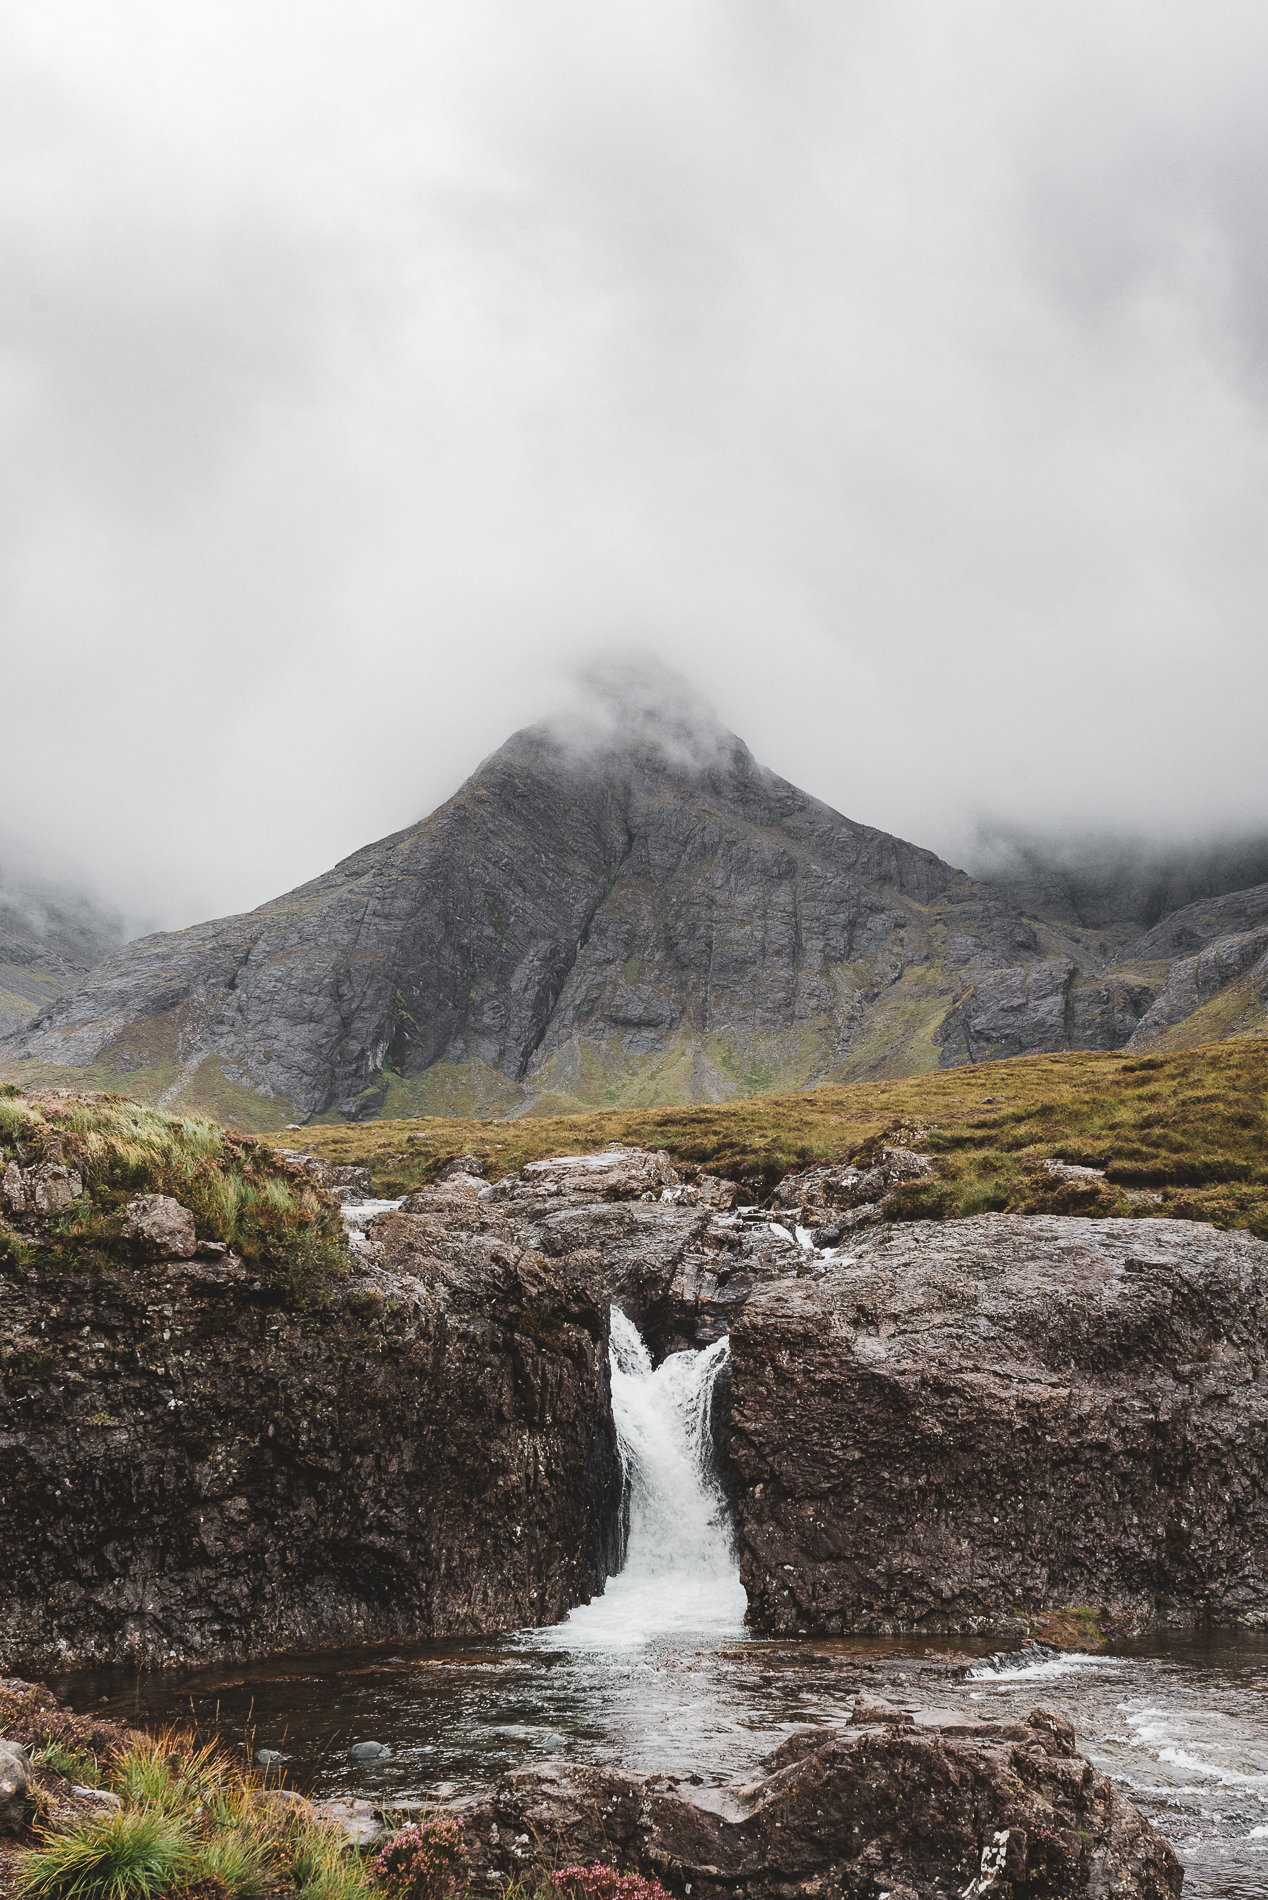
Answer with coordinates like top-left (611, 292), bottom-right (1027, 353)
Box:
top-left (3, 3), bottom-right (1267, 935)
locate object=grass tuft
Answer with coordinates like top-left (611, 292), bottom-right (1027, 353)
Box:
top-left (19, 1807), bottom-right (193, 1900)
top-left (0, 1094), bottom-right (347, 1303)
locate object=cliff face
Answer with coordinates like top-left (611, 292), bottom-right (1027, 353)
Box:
top-left (0, 1185), bottom-right (620, 1673)
top-left (729, 1214), bottom-right (1268, 1637)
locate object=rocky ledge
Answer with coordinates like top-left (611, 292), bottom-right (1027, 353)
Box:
top-left (454, 1699), bottom-right (1180, 1900)
top-left (730, 1212), bottom-right (1268, 1635)
top-left (0, 1181), bottom-right (619, 1672)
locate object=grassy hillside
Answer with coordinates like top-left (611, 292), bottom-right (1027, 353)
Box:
top-left (0, 1088), bottom-right (348, 1299)
top-left (260, 1037), bottom-right (1268, 1240)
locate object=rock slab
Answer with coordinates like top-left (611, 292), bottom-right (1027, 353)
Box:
top-left (730, 1213), bottom-right (1268, 1634)
top-left (453, 1702), bottom-right (1180, 1899)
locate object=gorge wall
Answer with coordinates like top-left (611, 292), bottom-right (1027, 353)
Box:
top-left (0, 1180), bottom-right (620, 1673)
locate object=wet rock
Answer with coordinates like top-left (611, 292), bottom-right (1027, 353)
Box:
top-left (332, 1165), bottom-right (374, 1195)
top-left (521, 1199), bottom-right (804, 1358)
top-left (730, 1213), bottom-right (1268, 1635)
top-left (0, 1186), bottom-right (620, 1670)
top-left (453, 1704), bottom-right (1180, 1899)
top-left (120, 1193), bottom-right (197, 1260)
top-left (772, 1147), bottom-right (934, 1246)
top-left (277, 1151), bottom-right (335, 1189)
top-left (0, 1738), bottom-right (32, 1833)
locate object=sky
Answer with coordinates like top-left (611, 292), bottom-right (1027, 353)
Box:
top-left (3, 2), bottom-right (1267, 935)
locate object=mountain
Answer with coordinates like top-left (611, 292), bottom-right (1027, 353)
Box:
top-left (2, 709), bottom-right (1265, 1126)
top-left (0, 872), bottom-right (127, 1038)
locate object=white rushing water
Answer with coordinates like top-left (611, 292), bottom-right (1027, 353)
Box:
top-left (541, 1307), bottom-right (747, 1647)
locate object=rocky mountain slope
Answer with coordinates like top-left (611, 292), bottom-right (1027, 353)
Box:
top-left (0, 871), bottom-right (125, 1039)
top-left (3, 707), bottom-right (1265, 1124)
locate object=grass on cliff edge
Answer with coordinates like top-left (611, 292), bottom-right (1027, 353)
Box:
top-left (260, 1037), bottom-right (1268, 1240)
top-left (0, 1091), bottom-right (348, 1303)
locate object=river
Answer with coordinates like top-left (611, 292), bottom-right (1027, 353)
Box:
top-left (54, 1310), bottom-right (1268, 1899)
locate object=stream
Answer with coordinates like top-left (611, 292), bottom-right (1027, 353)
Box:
top-left (55, 1308), bottom-right (1268, 1900)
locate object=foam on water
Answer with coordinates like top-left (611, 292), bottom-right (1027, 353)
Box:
top-left (539, 1308), bottom-right (747, 1649)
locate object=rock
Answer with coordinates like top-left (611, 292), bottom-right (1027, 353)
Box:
top-left (120, 1194), bottom-right (197, 1260)
top-left (452, 1705), bottom-right (1180, 1899)
top-left (313, 1796), bottom-right (384, 1847)
top-left (332, 1166), bottom-right (374, 1194)
top-left (0, 1161), bottom-right (25, 1215)
top-left (0, 1737), bottom-right (32, 1834)
top-left (256, 1748), bottom-right (285, 1765)
top-left (23, 1162), bottom-right (84, 1217)
top-left (435, 1155), bottom-right (485, 1182)
top-left (0, 1185), bottom-right (620, 1671)
top-left (522, 1198), bottom-right (806, 1358)
top-left (937, 957), bottom-right (1076, 1065)
top-left (772, 1147), bottom-right (934, 1247)
top-left (1128, 924), bottom-right (1268, 1046)
top-left (347, 1740), bottom-right (390, 1761)
top-left (730, 1214), bottom-right (1268, 1635)
top-left (488, 1146), bottom-right (681, 1217)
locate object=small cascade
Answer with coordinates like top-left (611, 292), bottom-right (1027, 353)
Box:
top-left (543, 1307), bottom-right (747, 1647)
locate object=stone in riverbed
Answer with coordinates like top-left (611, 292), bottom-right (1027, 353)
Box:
top-left (452, 1703), bottom-right (1180, 1899)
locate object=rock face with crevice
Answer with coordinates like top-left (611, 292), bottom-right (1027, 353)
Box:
top-left (0, 1186), bottom-right (620, 1672)
top-left (729, 1213), bottom-right (1268, 1636)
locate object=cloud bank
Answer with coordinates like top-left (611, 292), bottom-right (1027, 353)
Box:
top-left (3, 2), bottom-right (1266, 932)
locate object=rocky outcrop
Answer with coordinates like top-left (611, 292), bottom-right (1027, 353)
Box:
top-left (1123, 879), bottom-right (1268, 960)
top-left (729, 1213), bottom-right (1268, 1636)
top-left (1127, 924), bottom-right (1268, 1045)
top-left (0, 1190), bottom-right (620, 1671)
top-left (454, 1701), bottom-right (1180, 1900)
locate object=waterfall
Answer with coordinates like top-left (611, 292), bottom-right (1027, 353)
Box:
top-left (543, 1307), bottom-right (747, 1647)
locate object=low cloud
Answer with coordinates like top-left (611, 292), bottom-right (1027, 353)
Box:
top-left (2, 4), bottom-right (1266, 930)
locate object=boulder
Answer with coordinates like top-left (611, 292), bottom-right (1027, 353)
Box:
top-left (120, 1193), bottom-right (197, 1260)
top-left (0, 1737), bottom-right (31, 1834)
top-left (730, 1213), bottom-right (1268, 1635)
top-left (435, 1155), bottom-right (485, 1182)
top-left (488, 1146), bottom-right (680, 1217)
top-left (277, 1151), bottom-right (335, 1190)
top-left (453, 1704), bottom-right (1180, 1899)
top-left (772, 1147), bottom-right (934, 1244)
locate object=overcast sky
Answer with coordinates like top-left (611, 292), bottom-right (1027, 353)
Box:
top-left (4, 2), bottom-right (1267, 933)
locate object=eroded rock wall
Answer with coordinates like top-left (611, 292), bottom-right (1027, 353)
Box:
top-left (0, 1197), bottom-right (620, 1672)
top-left (730, 1213), bottom-right (1268, 1635)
